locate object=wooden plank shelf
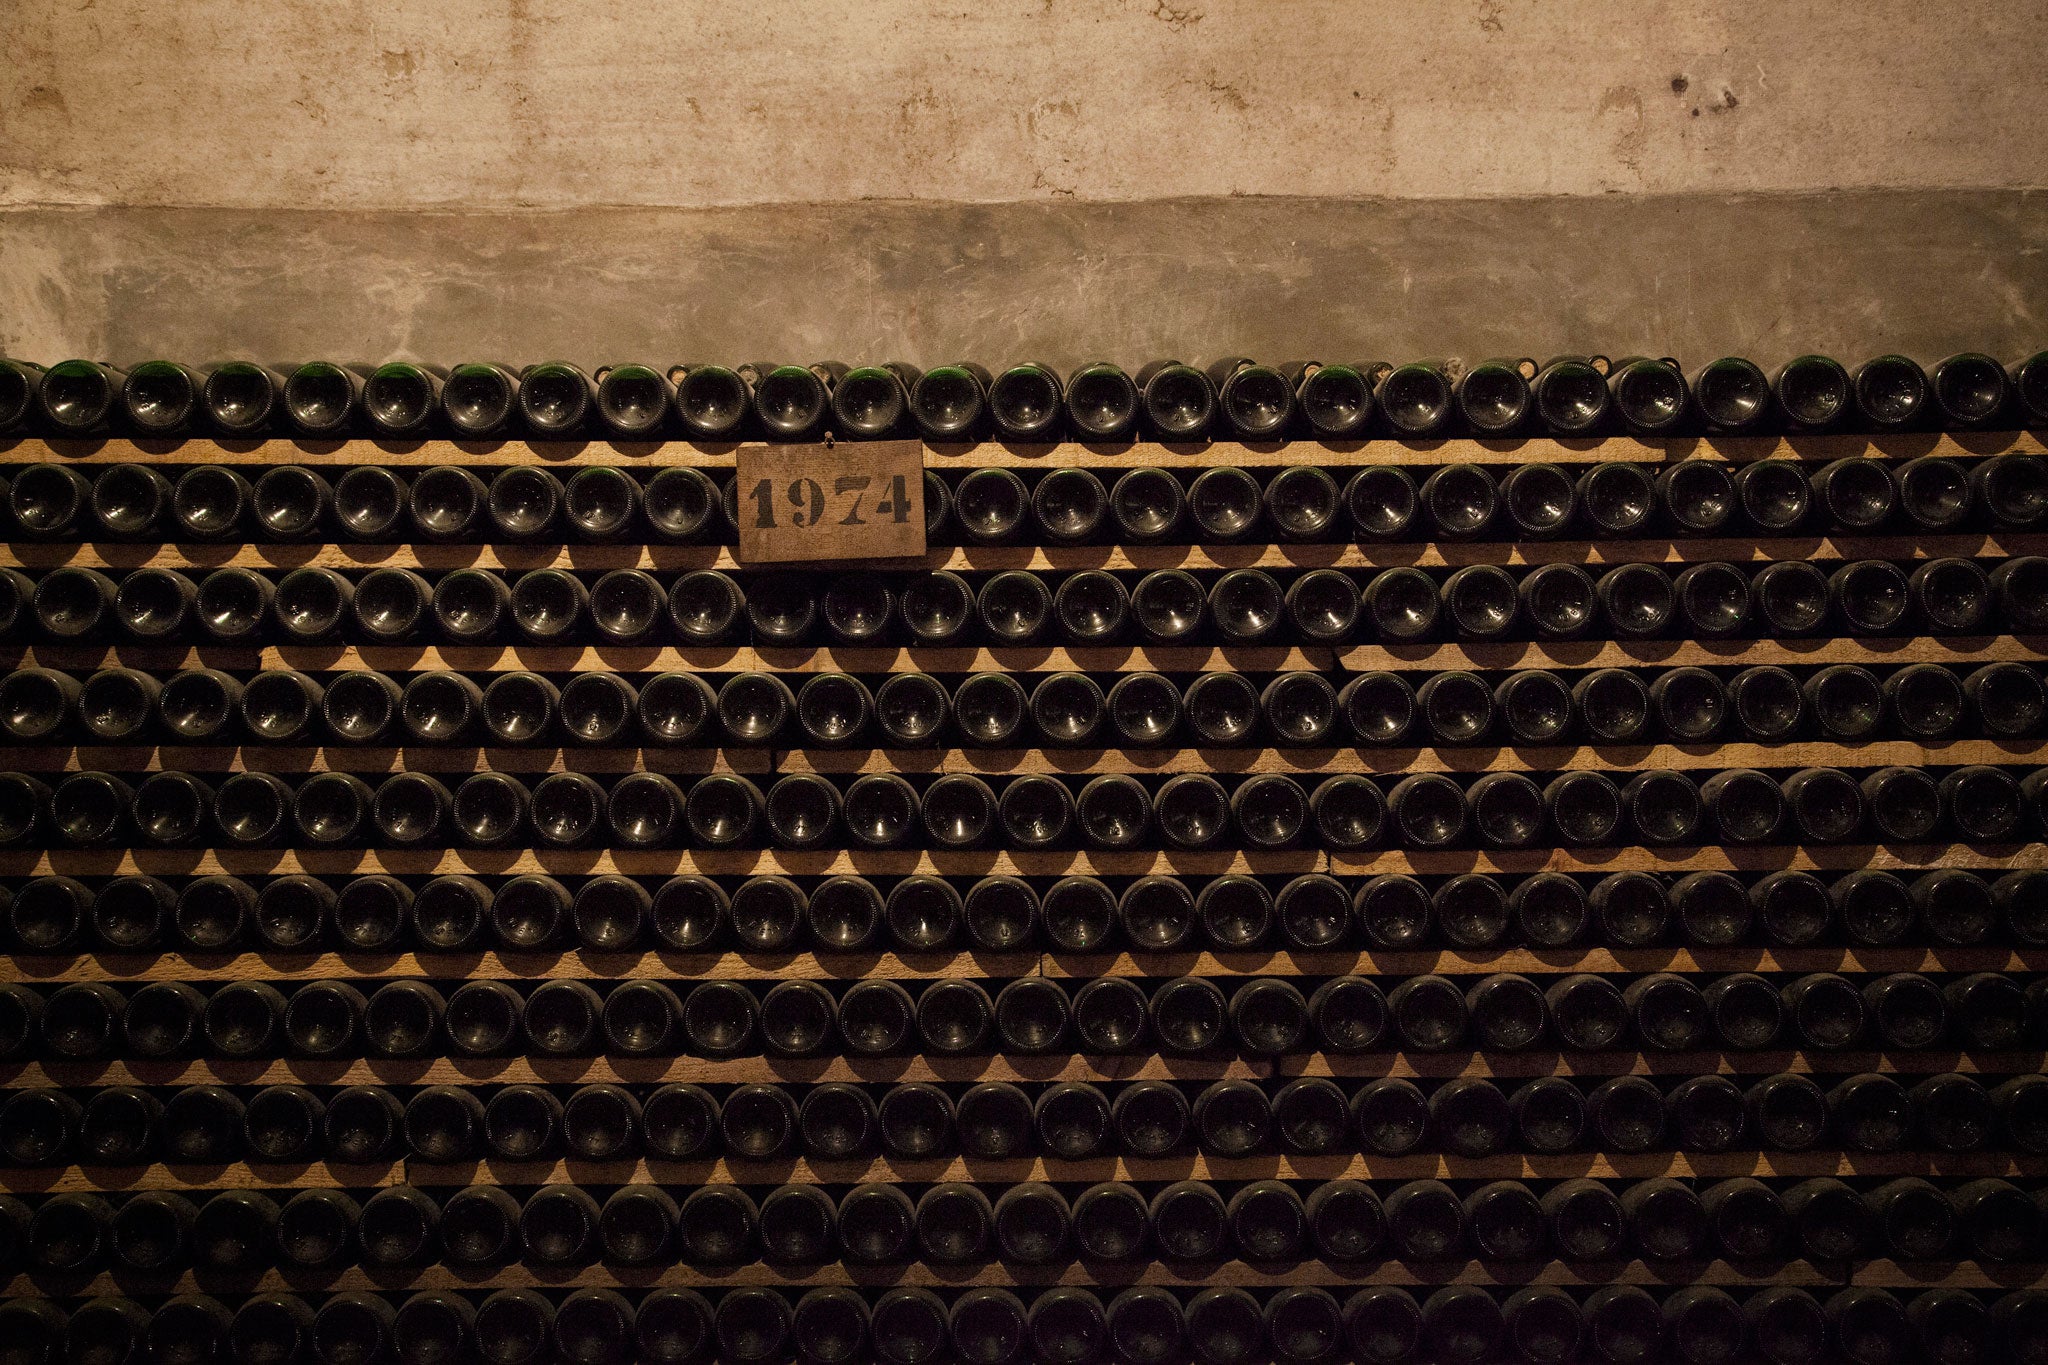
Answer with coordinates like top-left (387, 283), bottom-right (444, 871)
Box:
top-left (0, 848), bottom-right (1336, 878)
top-left (2, 1257), bottom-right (2038, 1298)
top-left (773, 739), bottom-right (2046, 777)
top-left (2, 844), bottom-right (2041, 879)
top-left (0, 643), bottom-right (1339, 676)
top-left (3, 429), bottom-right (2041, 470)
top-left (8, 943), bottom-right (2042, 985)
top-left (7, 531), bottom-right (2041, 575)
top-left (1280, 1049), bottom-right (2048, 1080)
top-left (1, 1150), bottom-right (2038, 1197)
top-left (1337, 634), bottom-right (2048, 673)
top-left (396, 1149), bottom-right (2048, 1188)
top-left (7, 739), bottom-right (2041, 781)
top-left (2, 949), bottom-right (1038, 984)
top-left (2, 746), bottom-right (774, 777)
top-left (1039, 945), bottom-right (2048, 980)
top-left (0, 1163), bottom-right (402, 1195)
top-left (3, 1047), bottom-right (2038, 1092)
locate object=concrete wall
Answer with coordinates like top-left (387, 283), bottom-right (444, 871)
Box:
top-left (2, 0), bottom-right (2045, 367)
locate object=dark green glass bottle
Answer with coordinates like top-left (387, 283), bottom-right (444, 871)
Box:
top-left (1529, 356), bottom-right (1610, 435)
top-left (1135, 359), bottom-right (1215, 440)
top-left (834, 362), bottom-right (921, 439)
top-left (203, 362), bottom-right (288, 434)
top-left (1454, 358), bottom-right (1531, 436)
top-left (911, 362), bottom-right (991, 441)
top-left (1290, 361), bottom-right (1374, 439)
top-left (120, 360), bottom-right (204, 435)
top-left (1689, 356), bottom-right (1770, 432)
top-left (518, 361), bottom-right (597, 435)
top-left (1377, 360), bottom-right (1456, 437)
top-left (1770, 354), bottom-right (1848, 431)
top-left (595, 364), bottom-right (674, 437)
top-left (1607, 356), bottom-right (1688, 435)
top-left (283, 362), bottom-right (367, 435)
top-left (752, 362), bottom-right (845, 441)
top-left (1206, 357), bottom-right (1295, 439)
top-left (674, 363), bottom-right (754, 440)
top-left (0, 357), bottom-right (44, 433)
top-left (987, 362), bottom-right (1063, 441)
top-left (361, 362), bottom-right (445, 437)
top-left (37, 359), bottom-right (127, 434)
top-left (1064, 362), bottom-right (1140, 440)
top-left (441, 363), bottom-right (522, 436)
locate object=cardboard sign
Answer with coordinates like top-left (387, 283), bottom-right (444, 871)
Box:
top-left (733, 440), bottom-right (927, 563)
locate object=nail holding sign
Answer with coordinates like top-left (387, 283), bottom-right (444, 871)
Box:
top-left (733, 439), bottom-right (928, 563)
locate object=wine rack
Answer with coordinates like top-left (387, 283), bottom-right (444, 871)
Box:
top-left (2, 402), bottom-right (2047, 1365)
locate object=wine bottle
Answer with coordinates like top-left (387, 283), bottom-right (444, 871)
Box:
top-left (1376, 360), bottom-right (1454, 437)
top-left (1750, 561), bottom-right (1829, 636)
top-left (1343, 466), bottom-right (1419, 542)
top-left (1530, 355), bottom-right (1610, 434)
top-left (1493, 1078), bottom-right (1578, 1158)
top-left (1500, 461), bottom-right (1578, 538)
top-left (1420, 463), bottom-right (1498, 538)
top-left (1831, 558), bottom-right (1912, 634)
top-left (1812, 456), bottom-right (1897, 529)
top-left (1734, 457), bottom-right (1811, 531)
top-left (1456, 357), bottom-right (1532, 435)
top-left (1546, 973), bottom-right (1627, 1052)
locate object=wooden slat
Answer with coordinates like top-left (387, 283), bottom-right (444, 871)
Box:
top-left (7, 531), bottom-right (2042, 574)
top-left (1281, 1049), bottom-right (2048, 1079)
top-left (6, 948), bottom-right (1035, 984)
top-left (3, 843), bottom-right (2038, 879)
top-left (775, 739), bottom-right (2047, 777)
top-left (1339, 634), bottom-right (2048, 672)
top-left (0, 1163), bottom-right (399, 1194)
top-left (1322, 843), bottom-right (2048, 875)
top-left (402, 1149), bottom-right (2045, 1188)
top-left (3, 429), bottom-right (2041, 469)
top-left (0, 1054), bottom-right (1260, 1090)
top-left (0, 848), bottom-right (1330, 877)
top-left (3, 1258), bottom-right (2031, 1297)
top-left (0, 643), bottom-right (1337, 675)
top-left (1041, 945), bottom-right (2048, 980)
top-left (1, 1149), bottom-right (2041, 1195)
top-left (1, 746), bottom-right (772, 776)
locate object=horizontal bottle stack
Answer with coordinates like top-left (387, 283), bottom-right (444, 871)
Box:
top-left (0, 364), bottom-right (2045, 1365)
top-left (4, 352), bottom-right (2048, 441)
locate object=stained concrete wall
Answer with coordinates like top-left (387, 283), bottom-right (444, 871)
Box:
top-left (2, 0), bottom-right (2045, 366)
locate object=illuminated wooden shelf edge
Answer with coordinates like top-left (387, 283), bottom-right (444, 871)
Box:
top-left (6, 530), bottom-right (2044, 574)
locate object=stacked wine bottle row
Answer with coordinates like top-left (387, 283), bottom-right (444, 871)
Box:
top-left (8, 1283), bottom-right (2046, 1365)
top-left (6, 865), bottom-right (2044, 954)
top-left (5, 403), bottom-right (2048, 1365)
top-left (7, 1071), bottom-right (2048, 1166)
top-left (10, 1174), bottom-right (2048, 1272)
top-left (5, 452), bottom-right (2047, 545)
top-left (10, 554), bottom-right (2046, 651)
top-left (7, 661), bottom-right (2047, 751)
top-left (3, 761), bottom-right (2043, 852)
top-left (4, 351), bottom-right (2046, 440)
top-left (3, 966), bottom-right (2044, 1061)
